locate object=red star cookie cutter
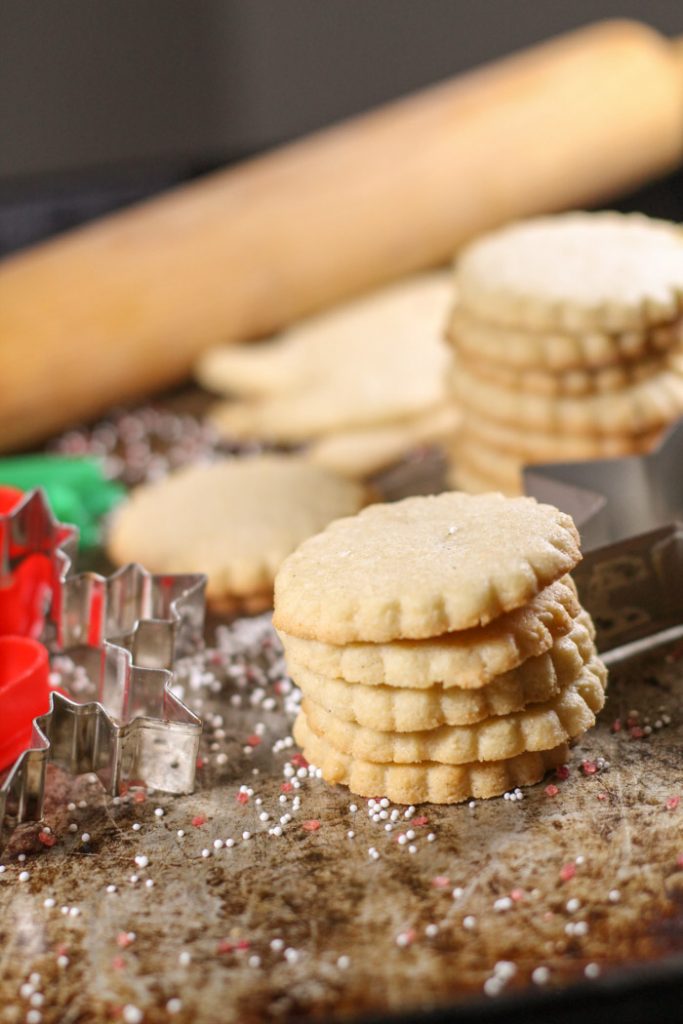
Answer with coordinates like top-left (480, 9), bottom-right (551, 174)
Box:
top-left (0, 486), bottom-right (205, 849)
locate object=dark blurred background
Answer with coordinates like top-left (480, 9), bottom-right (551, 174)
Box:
top-left (2, 0), bottom-right (683, 256)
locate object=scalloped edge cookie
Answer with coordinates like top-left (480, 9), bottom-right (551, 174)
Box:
top-left (293, 714), bottom-right (570, 803)
top-left (273, 492), bottom-right (581, 644)
top-left (448, 305), bottom-right (683, 371)
top-left (292, 614), bottom-right (596, 731)
top-left (279, 578), bottom-right (580, 687)
top-left (455, 212), bottom-right (683, 333)
top-left (302, 657), bottom-right (606, 765)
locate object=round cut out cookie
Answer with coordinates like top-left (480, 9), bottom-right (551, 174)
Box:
top-left (461, 413), bottom-right (661, 462)
top-left (279, 578), bottom-right (580, 688)
top-left (107, 455), bottom-right (367, 608)
top-left (301, 657), bottom-right (606, 764)
top-left (451, 357), bottom-right (683, 436)
top-left (448, 305), bottom-right (683, 371)
top-left (456, 212), bottom-right (683, 333)
top-left (293, 714), bottom-right (569, 804)
top-left (292, 614), bottom-right (596, 732)
top-left (273, 492), bottom-right (581, 643)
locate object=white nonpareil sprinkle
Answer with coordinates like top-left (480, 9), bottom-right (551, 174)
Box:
top-left (484, 977), bottom-right (502, 997)
top-left (166, 999), bottom-right (182, 1015)
top-left (81, 833), bottom-right (90, 843)
top-left (56, 955), bottom-right (69, 969)
top-left (270, 938), bottom-right (284, 952)
top-left (134, 855), bottom-right (149, 868)
top-left (609, 889), bottom-right (621, 902)
top-left (532, 966), bottom-right (550, 985)
top-left (585, 962), bottom-right (601, 978)
top-left (284, 948), bottom-right (299, 963)
top-left (154, 808), bottom-right (164, 818)
top-left (26, 1012), bottom-right (41, 1024)
top-left (132, 823), bottom-right (141, 832)
top-left (178, 951), bottom-right (191, 966)
top-left (566, 898), bottom-right (581, 914)
top-left (425, 924), bottom-right (439, 938)
top-left (248, 955), bottom-right (261, 968)
top-left (18, 871), bottom-right (29, 882)
top-left (122, 1006), bottom-right (143, 1024)
top-left (337, 955), bottom-right (351, 969)
top-left (43, 898), bottom-right (56, 908)
top-left (463, 916), bottom-right (476, 930)
top-left (494, 961), bottom-right (516, 980)
top-left (494, 897), bottom-right (513, 912)
top-left (201, 849), bottom-right (210, 859)
top-left (347, 831), bottom-right (355, 839)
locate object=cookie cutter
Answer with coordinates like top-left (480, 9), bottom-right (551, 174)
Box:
top-left (523, 417), bottom-right (683, 552)
top-left (0, 488), bottom-right (205, 850)
top-left (523, 418), bottom-right (683, 663)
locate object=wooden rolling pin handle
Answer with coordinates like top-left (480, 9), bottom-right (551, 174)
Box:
top-left (2, 19), bottom-right (683, 450)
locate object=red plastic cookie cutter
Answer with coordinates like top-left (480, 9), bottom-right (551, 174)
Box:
top-left (0, 486), bottom-right (55, 772)
top-left (0, 486), bottom-right (205, 849)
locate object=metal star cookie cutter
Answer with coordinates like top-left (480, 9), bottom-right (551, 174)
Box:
top-left (523, 418), bottom-right (683, 662)
top-left (0, 488), bottom-right (205, 849)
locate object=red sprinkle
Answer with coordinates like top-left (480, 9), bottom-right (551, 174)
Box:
top-left (302, 819), bottom-right (321, 832)
top-left (545, 784), bottom-right (559, 797)
top-left (196, 757), bottom-right (206, 770)
top-left (555, 765), bottom-right (570, 781)
top-left (611, 719), bottom-right (622, 733)
top-left (116, 932), bottom-right (134, 948)
top-left (280, 782), bottom-right (293, 793)
top-left (112, 956), bottom-right (125, 971)
top-left (192, 815), bottom-right (207, 827)
top-left (38, 831), bottom-right (57, 848)
top-left (676, 853), bottom-right (683, 868)
top-left (412, 816), bottom-right (429, 827)
top-left (560, 863), bottom-right (576, 882)
top-left (630, 726), bottom-right (644, 740)
top-left (217, 940), bottom-right (234, 954)
top-left (510, 888), bottom-right (525, 902)
top-left (291, 753), bottom-right (309, 769)
top-left (431, 876), bottom-right (450, 889)
top-left (581, 760), bottom-right (598, 776)
top-left (597, 793), bottom-right (607, 801)
top-left (665, 796), bottom-right (680, 811)
top-left (133, 791), bottom-right (146, 804)
top-left (246, 734), bottom-right (262, 747)
top-left (235, 939), bottom-right (251, 951)
top-left (236, 792), bottom-right (249, 805)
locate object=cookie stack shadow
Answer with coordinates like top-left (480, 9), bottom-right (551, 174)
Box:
top-left (445, 212), bottom-right (683, 495)
top-left (274, 492), bottom-right (607, 805)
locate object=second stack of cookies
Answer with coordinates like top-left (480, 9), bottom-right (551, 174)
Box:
top-left (274, 492), bottom-right (607, 805)
top-left (445, 212), bottom-right (683, 494)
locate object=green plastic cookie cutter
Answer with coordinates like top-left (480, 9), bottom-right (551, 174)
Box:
top-left (0, 455), bottom-right (125, 549)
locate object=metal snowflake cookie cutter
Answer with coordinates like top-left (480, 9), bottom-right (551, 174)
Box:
top-left (523, 419), bottom-right (683, 662)
top-left (0, 488), bottom-right (205, 849)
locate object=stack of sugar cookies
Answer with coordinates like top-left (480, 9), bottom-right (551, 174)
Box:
top-left (195, 272), bottom-right (459, 479)
top-left (274, 492), bottom-right (607, 804)
top-left (445, 212), bottom-right (683, 494)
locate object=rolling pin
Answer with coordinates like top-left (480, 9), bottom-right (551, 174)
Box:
top-left (2, 19), bottom-right (683, 450)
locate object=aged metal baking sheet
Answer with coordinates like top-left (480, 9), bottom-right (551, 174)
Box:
top-left (1, 404), bottom-right (683, 1024)
top-left (1, 602), bottom-right (682, 1024)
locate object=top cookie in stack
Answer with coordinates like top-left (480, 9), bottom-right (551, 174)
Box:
top-left (274, 491), bottom-right (606, 804)
top-left (446, 212), bottom-right (683, 494)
